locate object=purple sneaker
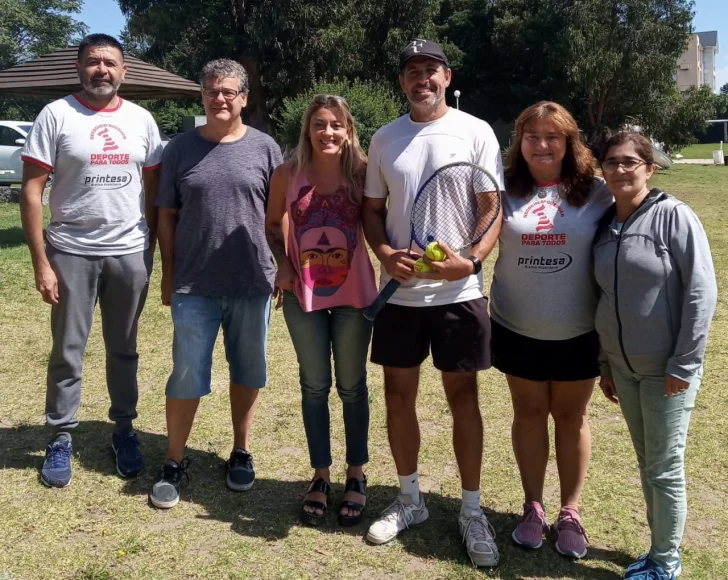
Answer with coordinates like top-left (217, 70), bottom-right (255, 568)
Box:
top-left (553, 506), bottom-right (588, 559)
top-left (512, 501), bottom-right (548, 549)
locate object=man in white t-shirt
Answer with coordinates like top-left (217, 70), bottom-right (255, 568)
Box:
top-left (19, 34), bottom-right (163, 489)
top-left (362, 39), bottom-right (503, 566)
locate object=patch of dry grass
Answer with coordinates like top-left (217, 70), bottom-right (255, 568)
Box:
top-left (1, 164), bottom-right (726, 579)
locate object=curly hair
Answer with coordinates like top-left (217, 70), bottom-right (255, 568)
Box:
top-left (505, 101), bottom-right (597, 207)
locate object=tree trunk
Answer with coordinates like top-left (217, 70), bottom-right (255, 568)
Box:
top-left (240, 57), bottom-right (273, 135)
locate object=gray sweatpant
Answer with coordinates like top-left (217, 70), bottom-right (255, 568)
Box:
top-left (46, 244), bottom-right (151, 438)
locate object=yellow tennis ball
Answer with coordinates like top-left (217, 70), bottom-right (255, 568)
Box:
top-left (426, 242), bottom-right (446, 261)
top-left (413, 259), bottom-right (433, 273)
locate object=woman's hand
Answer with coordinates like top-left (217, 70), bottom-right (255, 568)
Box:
top-left (665, 375), bottom-right (690, 397)
top-left (273, 260), bottom-right (296, 309)
top-left (599, 375), bottom-right (619, 404)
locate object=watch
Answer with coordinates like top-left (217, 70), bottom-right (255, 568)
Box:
top-left (467, 256), bottom-right (482, 274)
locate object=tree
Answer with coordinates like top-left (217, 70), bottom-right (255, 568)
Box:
top-left (560, 0), bottom-right (694, 142)
top-left (440, 0), bottom-right (569, 123)
top-left (442, 0), bottom-right (694, 143)
top-left (276, 78), bottom-right (402, 153)
top-left (649, 85), bottom-right (715, 153)
top-left (117, 0), bottom-right (441, 133)
top-left (714, 93), bottom-right (728, 120)
top-left (0, 0), bottom-right (87, 69)
top-left (137, 99), bottom-right (204, 134)
top-left (720, 82), bottom-right (728, 96)
top-left (0, 0), bottom-right (87, 120)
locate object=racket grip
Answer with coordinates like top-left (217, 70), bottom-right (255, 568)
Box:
top-left (363, 278), bottom-right (402, 321)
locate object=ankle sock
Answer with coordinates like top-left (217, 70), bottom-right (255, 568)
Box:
top-left (461, 488), bottom-right (481, 515)
top-left (398, 471), bottom-right (420, 504)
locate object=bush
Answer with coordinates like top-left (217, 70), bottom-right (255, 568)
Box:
top-left (275, 78), bottom-right (402, 154)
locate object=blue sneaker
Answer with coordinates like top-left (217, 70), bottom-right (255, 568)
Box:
top-left (41, 438), bottom-right (73, 488)
top-left (225, 449), bottom-right (255, 491)
top-left (112, 431), bottom-right (145, 478)
top-left (624, 555), bottom-right (677, 580)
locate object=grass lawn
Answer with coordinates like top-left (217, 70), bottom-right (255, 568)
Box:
top-left (675, 142), bottom-right (724, 160)
top-left (1, 165), bottom-right (727, 579)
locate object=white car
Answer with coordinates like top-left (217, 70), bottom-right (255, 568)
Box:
top-left (0, 121), bottom-right (32, 185)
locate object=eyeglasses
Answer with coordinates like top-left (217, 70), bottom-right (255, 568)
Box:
top-left (602, 159), bottom-right (646, 173)
top-left (201, 88), bottom-right (242, 100)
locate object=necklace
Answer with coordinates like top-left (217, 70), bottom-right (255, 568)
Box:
top-left (534, 180), bottom-right (559, 199)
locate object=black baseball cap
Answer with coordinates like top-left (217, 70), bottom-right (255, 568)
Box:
top-left (399, 39), bottom-right (449, 70)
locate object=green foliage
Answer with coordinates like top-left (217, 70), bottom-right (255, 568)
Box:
top-left (276, 78), bottom-right (402, 153)
top-left (136, 99), bottom-right (204, 134)
top-left (442, 0), bottom-right (694, 143)
top-left (0, 0), bottom-right (87, 69)
top-left (650, 86), bottom-right (716, 153)
top-left (117, 0), bottom-right (440, 132)
top-left (0, 0), bottom-right (86, 121)
top-left (720, 82), bottom-right (728, 96)
top-left (715, 94), bottom-right (728, 119)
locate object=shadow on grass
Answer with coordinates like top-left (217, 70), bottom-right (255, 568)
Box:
top-left (1, 421), bottom-right (631, 579)
top-left (0, 226), bottom-right (26, 248)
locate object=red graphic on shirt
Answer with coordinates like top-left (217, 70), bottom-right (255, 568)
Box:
top-left (521, 200), bottom-right (567, 246)
top-left (531, 204), bottom-right (554, 232)
top-left (97, 128), bottom-right (119, 152)
top-left (89, 124), bottom-right (130, 165)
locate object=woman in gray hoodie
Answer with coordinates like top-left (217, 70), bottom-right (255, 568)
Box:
top-left (593, 132), bottom-right (717, 580)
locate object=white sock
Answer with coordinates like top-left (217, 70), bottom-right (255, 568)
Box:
top-left (398, 472), bottom-right (420, 504)
top-left (461, 488), bottom-right (481, 515)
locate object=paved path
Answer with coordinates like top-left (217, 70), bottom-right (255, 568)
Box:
top-left (673, 158), bottom-right (720, 165)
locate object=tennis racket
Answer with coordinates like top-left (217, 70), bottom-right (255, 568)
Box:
top-left (363, 162), bottom-right (501, 321)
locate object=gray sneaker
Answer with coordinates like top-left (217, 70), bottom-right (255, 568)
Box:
top-left (366, 494), bottom-right (429, 545)
top-left (225, 449), bottom-right (255, 491)
top-left (149, 459), bottom-right (189, 509)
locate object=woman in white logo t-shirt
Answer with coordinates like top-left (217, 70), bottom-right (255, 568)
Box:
top-left (489, 101), bottom-right (613, 558)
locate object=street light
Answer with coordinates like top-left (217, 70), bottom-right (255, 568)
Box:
top-left (454, 89), bottom-right (461, 110)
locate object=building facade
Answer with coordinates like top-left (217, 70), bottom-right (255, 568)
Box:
top-left (676, 31), bottom-right (719, 92)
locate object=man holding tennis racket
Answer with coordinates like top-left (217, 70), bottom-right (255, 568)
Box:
top-left (362, 39), bottom-right (503, 567)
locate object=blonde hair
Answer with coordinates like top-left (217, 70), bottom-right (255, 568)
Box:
top-left (290, 94), bottom-right (367, 203)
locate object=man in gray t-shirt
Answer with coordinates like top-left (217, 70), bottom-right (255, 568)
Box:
top-left (150, 59), bottom-right (283, 510)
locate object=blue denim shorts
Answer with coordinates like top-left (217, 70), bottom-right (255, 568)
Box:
top-left (165, 293), bottom-right (271, 399)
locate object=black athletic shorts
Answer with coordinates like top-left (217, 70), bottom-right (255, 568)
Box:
top-left (490, 318), bottom-right (599, 382)
top-left (370, 297), bottom-right (491, 372)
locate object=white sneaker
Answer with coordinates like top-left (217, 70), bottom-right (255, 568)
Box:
top-left (459, 509), bottom-right (499, 567)
top-left (366, 494), bottom-right (429, 545)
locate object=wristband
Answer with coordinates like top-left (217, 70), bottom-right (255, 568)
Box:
top-left (467, 256), bottom-right (482, 275)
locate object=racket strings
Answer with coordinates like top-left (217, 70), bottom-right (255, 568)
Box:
top-left (410, 164), bottom-right (500, 251)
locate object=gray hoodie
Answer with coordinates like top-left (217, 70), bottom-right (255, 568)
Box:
top-left (593, 188), bottom-right (717, 381)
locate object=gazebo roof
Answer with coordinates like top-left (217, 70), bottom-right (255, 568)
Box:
top-left (0, 47), bottom-right (200, 100)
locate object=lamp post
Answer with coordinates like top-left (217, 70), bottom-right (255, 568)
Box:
top-left (454, 90), bottom-right (461, 110)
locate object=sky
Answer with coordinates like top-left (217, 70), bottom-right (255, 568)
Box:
top-left (80, 0), bottom-right (728, 91)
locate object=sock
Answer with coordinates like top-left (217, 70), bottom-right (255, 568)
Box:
top-left (398, 471), bottom-right (420, 504)
top-left (53, 432), bottom-right (71, 443)
top-left (114, 422), bottom-right (133, 436)
top-left (461, 488), bottom-right (481, 515)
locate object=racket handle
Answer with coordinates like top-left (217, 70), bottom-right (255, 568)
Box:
top-left (363, 278), bottom-right (402, 321)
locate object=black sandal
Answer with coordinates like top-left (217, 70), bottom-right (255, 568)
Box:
top-left (301, 477), bottom-right (331, 526)
top-left (338, 476), bottom-right (367, 527)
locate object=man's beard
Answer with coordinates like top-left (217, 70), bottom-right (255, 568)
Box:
top-left (81, 77), bottom-right (121, 98)
top-left (409, 86), bottom-right (446, 114)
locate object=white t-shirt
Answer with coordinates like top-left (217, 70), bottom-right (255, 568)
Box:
top-left (22, 95), bottom-right (163, 256)
top-left (364, 108), bottom-right (504, 307)
top-left (489, 179), bottom-right (614, 340)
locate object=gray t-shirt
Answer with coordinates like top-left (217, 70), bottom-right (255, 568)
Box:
top-left (490, 179), bottom-right (613, 340)
top-left (22, 95), bottom-right (163, 256)
top-left (156, 128), bottom-right (283, 298)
